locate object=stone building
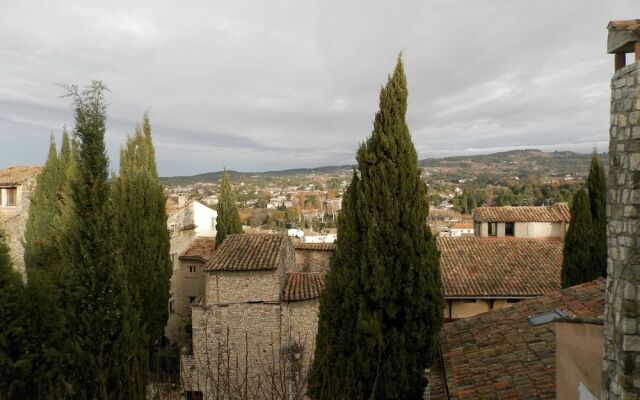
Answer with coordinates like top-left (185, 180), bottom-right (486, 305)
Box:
top-left (166, 200), bottom-right (218, 342)
top-left (473, 204), bottom-right (570, 239)
top-left (182, 234), bottom-right (327, 399)
top-left (602, 18), bottom-right (640, 400)
top-left (0, 165), bottom-right (42, 278)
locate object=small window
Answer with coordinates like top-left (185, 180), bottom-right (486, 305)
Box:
top-left (170, 253), bottom-right (176, 267)
top-left (3, 187), bottom-right (17, 206)
top-left (488, 222), bottom-right (497, 236)
top-left (211, 217), bottom-right (216, 229)
top-left (185, 391), bottom-right (204, 400)
top-left (505, 222), bottom-right (515, 237)
top-left (189, 266), bottom-right (197, 273)
top-left (189, 296), bottom-right (196, 304)
top-left (169, 298), bottom-right (175, 314)
top-left (169, 224), bottom-right (177, 237)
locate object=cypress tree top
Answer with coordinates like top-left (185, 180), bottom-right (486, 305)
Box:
top-left (216, 169), bottom-right (243, 246)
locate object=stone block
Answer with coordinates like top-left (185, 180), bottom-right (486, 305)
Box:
top-left (623, 335), bottom-right (640, 352)
top-left (625, 283), bottom-right (637, 300)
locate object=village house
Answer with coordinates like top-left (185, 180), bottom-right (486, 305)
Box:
top-left (429, 279), bottom-right (605, 400)
top-left (166, 199), bottom-right (218, 341)
top-left (182, 234), bottom-right (328, 399)
top-left (0, 165), bottom-right (42, 278)
top-left (473, 204), bottom-right (570, 238)
top-left (437, 237), bottom-right (563, 320)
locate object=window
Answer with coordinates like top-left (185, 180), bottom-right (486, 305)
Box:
top-left (189, 296), bottom-right (196, 304)
top-left (505, 222), bottom-right (515, 237)
top-left (168, 298), bottom-right (175, 314)
top-left (169, 224), bottom-right (177, 237)
top-left (488, 222), bottom-right (497, 236)
top-left (2, 187), bottom-right (17, 206)
top-left (170, 253), bottom-right (176, 267)
top-left (188, 266), bottom-right (197, 273)
top-left (211, 217), bottom-right (216, 229)
top-left (185, 391), bottom-right (204, 400)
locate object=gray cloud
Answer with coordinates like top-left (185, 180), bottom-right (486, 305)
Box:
top-left (0, 0), bottom-right (635, 175)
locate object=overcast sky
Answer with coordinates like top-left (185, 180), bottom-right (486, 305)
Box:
top-left (0, 1), bottom-right (637, 176)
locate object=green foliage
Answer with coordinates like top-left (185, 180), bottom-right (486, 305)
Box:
top-left (588, 154), bottom-right (607, 278)
top-left (561, 189), bottom-right (595, 288)
top-left (216, 169), bottom-right (243, 246)
top-left (111, 113), bottom-right (172, 388)
top-left (59, 81), bottom-right (139, 399)
top-left (309, 56), bottom-right (444, 399)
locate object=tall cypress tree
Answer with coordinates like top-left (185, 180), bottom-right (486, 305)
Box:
top-left (309, 56), bottom-right (444, 399)
top-left (215, 169), bottom-right (242, 246)
top-left (587, 153), bottom-right (607, 278)
top-left (111, 113), bottom-right (172, 388)
top-left (59, 81), bottom-right (136, 399)
top-left (561, 189), bottom-right (595, 288)
top-left (24, 135), bottom-right (63, 271)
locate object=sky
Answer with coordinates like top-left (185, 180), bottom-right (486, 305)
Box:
top-left (0, 1), bottom-right (637, 176)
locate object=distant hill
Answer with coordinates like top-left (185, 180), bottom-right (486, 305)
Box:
top-left (160, 149), bottom-right (605, 185)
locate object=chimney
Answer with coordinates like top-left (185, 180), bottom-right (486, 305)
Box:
top-left (603, 20), bottom-right (640, 399)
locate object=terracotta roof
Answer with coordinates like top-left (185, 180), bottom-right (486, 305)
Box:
top-left (450, 222), bottom-right (473, 230)
top-left (437, 237), bottom-right (563, 297)
top-left (293, 242), bottom-right (336, 251)
top-left (473, 204), bottom-right (570, 223)
top-left (432, 278), bottom-right (605, 400)
top-left (179, 237), bottom-right (215, 263)
top-left (0, 166), bottom-right (42, 186)
top-left (282, 273), bottom-right (325, 301)
top-left (203, 234), bottom-right (287, 271)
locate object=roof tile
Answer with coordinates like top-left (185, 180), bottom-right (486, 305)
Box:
top-left (0, 166), bottom-right (42, 186)
top-left (179, 237), bottom-right (215, 263)
top-left (204, 234), bottom-right (287, 271)
top-left (473, 204), bottom-right (570, 223)
top-left (282, 272), bottom-right (325, 301)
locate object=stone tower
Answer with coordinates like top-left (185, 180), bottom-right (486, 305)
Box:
top-left (603, 19), bottom-right (640, 399)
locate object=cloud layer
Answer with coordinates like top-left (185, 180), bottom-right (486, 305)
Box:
top-left (0, 1), bottom-right (636, 175)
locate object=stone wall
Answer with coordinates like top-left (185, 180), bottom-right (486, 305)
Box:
top-left (603, 62), bottom-right (640, 399)
top-left (0, 176), bottom-right (37, 279)
top-left (292, 249), bottom-right (332, 273)
top-left (205, 269), bottom-right (282, 304)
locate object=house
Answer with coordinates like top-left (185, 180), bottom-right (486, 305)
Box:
top-left (166, 236), bottom-right (216, 342)
top-left (429, 279), bottom-right (605, 400)
top-left (182, 234), bottom-right (327, 399)
top-left (473, 204), bottom-right (570, 238)
top-left (0, 166), bottom-right (42, 277)
top-left (437, 237), bottom-right (563, 320)
top-left (165, 200), bottom-right (218, 341)
top-left (448, 222), bottom-right (474, 237)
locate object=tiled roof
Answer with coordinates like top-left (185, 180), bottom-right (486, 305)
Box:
top-left (473, 204), bottom-right (570, 223)
top-left (293, 242), bottom-right (336, 251)
top-left (203, 234), bottom-right (287, 271)
top-left (437, 237), bottom-right (563, 297)
top-left (450, 222), bottom-right (473, 230)
top-left (282, 273), bottom-right (325, 301)
top-left (0, 166), bottom-right (42, 186)
top-left (179, 237), bottom-right (215, 263)
top-left (432, 278), bottom-right (605, 400)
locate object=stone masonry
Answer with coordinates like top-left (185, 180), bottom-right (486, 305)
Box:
top-left (603, 61), bottom-right (640, 399)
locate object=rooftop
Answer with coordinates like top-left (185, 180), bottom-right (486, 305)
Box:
top-left (179, 237), bottom-right (216, 263)
top-left (203, 234), bottom-right (288, 271)
top-left (431, 278), bottom-right (605, 400)
top-left (473, 204), bottom-right (570, 223)
top-left (293, 242), bottom-right (336, 251)
top-left (282, 272), bottom-right (325, 302)
top-left (437, 237), bottom-right (563, 298)
top-left (0, 166), bottom-right (42, 186)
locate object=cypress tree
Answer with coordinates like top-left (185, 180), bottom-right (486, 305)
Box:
top-left (587, 153), bottom-right (607, 277)
top-left (59, 81), bottom-right (136, 399)
top-left (111, 113), bottom-right (172, 388)
top-left (561, 189), bottom-right (595, 288)
top-left (215, 169), bottom-right (242, 246)
top-left (24, 135), bottom-right (63, 271)
top-left (0, 229), bottom-right (25, 398)
top-left (309, 56), bottom-right (444, 399)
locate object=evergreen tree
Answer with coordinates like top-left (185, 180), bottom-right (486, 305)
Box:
top-left (111, 113), bottom-right (172, 388)
top-left (215, 169), bottom-right (242, 246)
top-left (588, 153), bottom-right (607, 278)
top-left (309, 56), bottom-right (444, 399)
top-left (59, 81), bottom-right (137, 399)
top-left (0, 229), bottom-right (25, 398)
top-left (561, 189), bottom-right (595, 288)
top-left (24, 135), bottom-right (63, 270)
